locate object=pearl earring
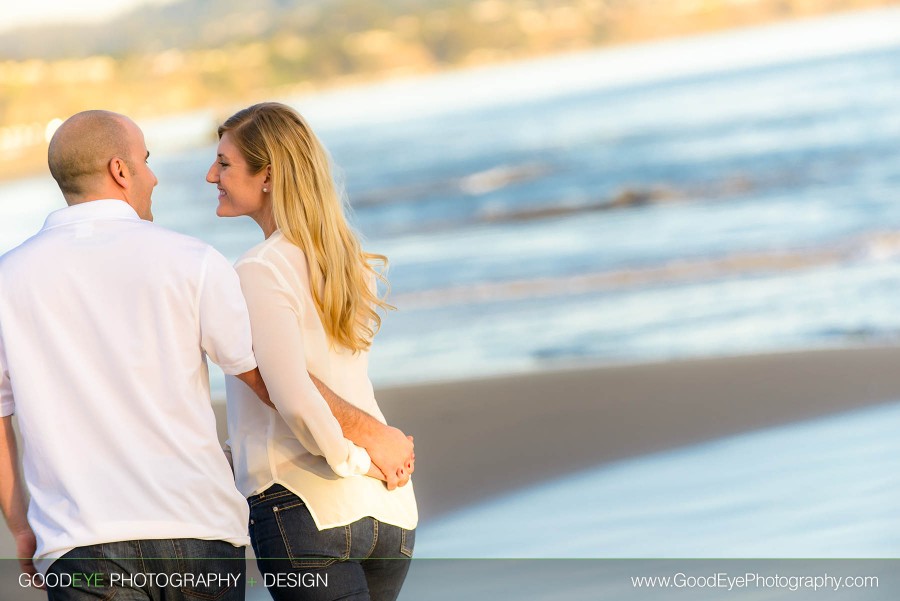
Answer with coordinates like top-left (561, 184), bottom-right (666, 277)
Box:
top-left (263, 187), bottom-right (268, 193)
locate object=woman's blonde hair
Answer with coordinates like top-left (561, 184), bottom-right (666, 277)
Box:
top-left (219, 102), bottom-right (393, 351)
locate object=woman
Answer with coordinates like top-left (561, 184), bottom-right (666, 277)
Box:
top-left (208, 102), bottom-right (418, 601)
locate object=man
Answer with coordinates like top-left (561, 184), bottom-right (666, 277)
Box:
top-left (0, 110), bottom-right (412, 600)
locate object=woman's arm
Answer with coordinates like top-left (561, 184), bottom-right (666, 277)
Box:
top-left (236, 258), bottom-right (371, 478)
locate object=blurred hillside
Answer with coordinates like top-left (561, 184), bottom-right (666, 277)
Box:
top-left (1, 0), bottom-right (899, 179)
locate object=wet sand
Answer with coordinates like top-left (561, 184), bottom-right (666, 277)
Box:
top-left (369, 346), bottom-right (900, 522)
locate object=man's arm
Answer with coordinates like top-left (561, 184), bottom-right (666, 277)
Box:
top-left (0, 416), bottom-right (37, 578)
top-left (236, 366), bottom-right (412, 488)
top-left (238, 367), bottom-right (410, 488)
top-left (309, 374), bottom-right (414, 490)
top-left (235, 368), bottom-right (273, 409)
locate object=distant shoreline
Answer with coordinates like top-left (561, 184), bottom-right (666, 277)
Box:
top-left (3, 2), bottom-right (900, 183)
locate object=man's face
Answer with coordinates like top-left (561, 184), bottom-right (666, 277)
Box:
top-left (123, 119), bottom-right (158, 221)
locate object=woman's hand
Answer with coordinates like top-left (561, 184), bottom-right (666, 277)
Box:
top-left (367, 463), bottom-right (387, 482)
top-left (367, 440), bottom-right (413, 490)
top-left (367, 426), bottom-right (415, 490)
top-left (396, 436), bottom-right (414, 487)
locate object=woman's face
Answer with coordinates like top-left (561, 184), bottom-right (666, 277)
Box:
top-left (206, 132), bottom-right (268, 219)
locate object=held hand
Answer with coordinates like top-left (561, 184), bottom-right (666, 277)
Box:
top-left (367, 457), bottom-right (413, 490)
top-left (367, 462), bottom-right (387, 482)
top-left (389, 435), bottom-right (416, 490)
top-left (366, 425), bottom-right (414, 490)
top-left (402, 435), bottom-right (415, 478)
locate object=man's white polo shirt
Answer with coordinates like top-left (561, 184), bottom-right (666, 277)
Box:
top-left (0, 199), bottom-right (255, 573)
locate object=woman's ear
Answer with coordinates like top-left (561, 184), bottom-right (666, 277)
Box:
top-left (264, 165), bottom-right (271, 184)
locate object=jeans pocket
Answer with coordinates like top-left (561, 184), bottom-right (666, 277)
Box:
top-left (47, 545), bottom-right (119, 601)
top-left (273, 500), bottom-right (351, 569)
top-left (248, 486), bottom-right (294, 510)
top-left (400, 528), bottom-right (415, 558)
top-left (173, 539), bottom-right (243, 600)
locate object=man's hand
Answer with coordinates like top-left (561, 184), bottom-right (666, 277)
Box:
top-left (14, 528), bottom-right (39, 587)
top-left (366, 426), bottom-right (415, 490)
top-left (1, 416), bottom-right (39, 585)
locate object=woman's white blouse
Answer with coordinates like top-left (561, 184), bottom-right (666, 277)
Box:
top-left (225, 231), bottom-right (417, 530)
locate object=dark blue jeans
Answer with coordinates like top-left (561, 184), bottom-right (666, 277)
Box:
top-left (45, 538), bottom-right (246, 601)
top-left (249, 485), bottom-right (414, 601)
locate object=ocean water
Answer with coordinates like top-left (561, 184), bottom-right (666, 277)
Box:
top-left (416, 400), bottom-right (900, 559)
top-left (397, 400), bottom-right (900, 599)
top-left (7, 9), bottom-right (900, 390)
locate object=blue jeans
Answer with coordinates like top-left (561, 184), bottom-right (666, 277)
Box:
top-left (45, 538), bottom-right (246, 601)
top-left (249, 485), bottom-right (414, 601)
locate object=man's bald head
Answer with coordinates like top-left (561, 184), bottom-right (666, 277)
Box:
top-left (48, 110), bottom-right (134, 201)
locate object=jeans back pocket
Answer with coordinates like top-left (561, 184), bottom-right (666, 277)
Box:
top-left (273, 501), bottom-right (351, 569)
top-left (173, 539), bottom-right (244, 600)
top-left (400, 528), bottom-right (415, 558)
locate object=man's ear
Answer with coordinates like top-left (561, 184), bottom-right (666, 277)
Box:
top-left (109, 156), bottom-right (130, 189)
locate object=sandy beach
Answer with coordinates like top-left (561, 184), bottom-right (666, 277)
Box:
top-left (373, 346), bottom-right (900, 522)
top-left (2, 345), bottom-right (900, 599)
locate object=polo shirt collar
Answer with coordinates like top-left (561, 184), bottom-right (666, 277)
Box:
top-left (42, 199), bottom-right (141, 231)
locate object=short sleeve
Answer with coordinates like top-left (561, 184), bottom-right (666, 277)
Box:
top-left (198, 247), bottom-right (257, 375)
top-left (0, 325), bottom-right (13, 417)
